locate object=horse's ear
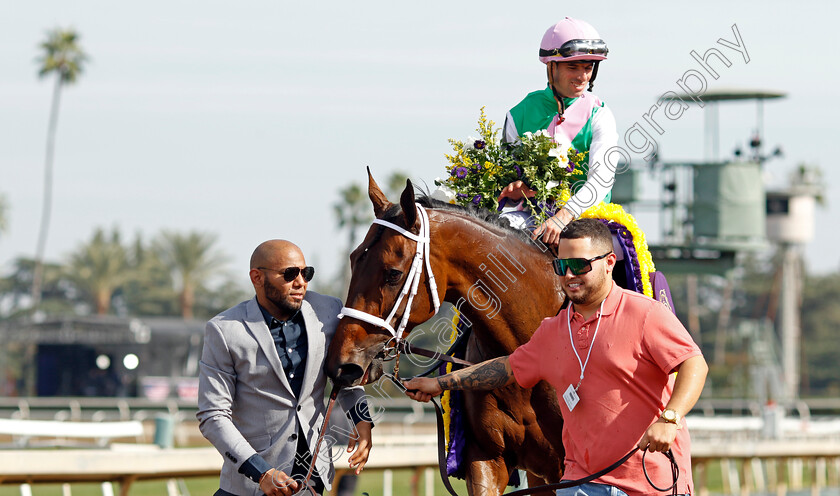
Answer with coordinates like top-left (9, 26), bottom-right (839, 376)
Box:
top-left (367, 167), bottom-right (391, 218)
top-left (399, 179), bottom-right (417, 229)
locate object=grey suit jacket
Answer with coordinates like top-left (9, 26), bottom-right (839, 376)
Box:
top-left (197, 292), bottom-right (366, 496)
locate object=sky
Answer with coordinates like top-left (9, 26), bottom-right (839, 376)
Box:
top-left (2, 0), bottom-right (838, 296)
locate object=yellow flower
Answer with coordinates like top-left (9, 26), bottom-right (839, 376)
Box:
top-left (580, 203), bottom-right (656, 298)
top-left (559, 187), bottom-right (572, 206)
top-left (441, 315), bottom-right (460, 452)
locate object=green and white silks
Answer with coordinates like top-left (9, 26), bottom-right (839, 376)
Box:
top-left (503, 85), bottom-right (618, 217)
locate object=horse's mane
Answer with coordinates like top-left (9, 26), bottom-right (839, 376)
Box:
top-left (379, 192), bottom-right (534, 244)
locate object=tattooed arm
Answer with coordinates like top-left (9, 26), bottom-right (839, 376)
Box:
top-left (402, 357), bottom-right (514, 402)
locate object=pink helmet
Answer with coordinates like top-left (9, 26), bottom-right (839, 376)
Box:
top-left (539, 17), bottom-right (609, 64)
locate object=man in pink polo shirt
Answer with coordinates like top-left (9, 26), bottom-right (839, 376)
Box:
top-left (404, 219), bottom-right (708, 496)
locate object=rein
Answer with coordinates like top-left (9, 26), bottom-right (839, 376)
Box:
top-left (502, 448), bottom-right (679, 496)
top-left (299, 387), bottom-right (340, 495)
top-left (395, 339), bottom-right (474, 368)
top-left (384, 371), bottom-right (680, 496)
top-left (333, 204), bottom-right (679, 494)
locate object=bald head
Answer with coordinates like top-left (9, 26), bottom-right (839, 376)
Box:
top-left (249, 240), bottom-right (309, 320)
top-left (250, 240), bottom-right (304, 270)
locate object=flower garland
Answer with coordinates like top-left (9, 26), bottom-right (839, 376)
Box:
top-left (580, 202), bottom-right (656, 298)
top-left (441, 361), bottom-right (453, 453)
top-left (440, 313), bottom-right (460, 453)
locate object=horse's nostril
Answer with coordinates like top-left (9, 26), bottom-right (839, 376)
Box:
top-left (334, 364), bottom-right (365, 387)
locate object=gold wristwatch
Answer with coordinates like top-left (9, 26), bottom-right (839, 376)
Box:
top-left (660, 408), bottom-right (681, 425)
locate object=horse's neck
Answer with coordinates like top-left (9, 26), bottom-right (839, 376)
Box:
top-left (435, 212), bottom-right (564, 354)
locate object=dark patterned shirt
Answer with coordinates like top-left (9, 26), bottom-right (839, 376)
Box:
top-left (259, 304), bottom-right (307, 397)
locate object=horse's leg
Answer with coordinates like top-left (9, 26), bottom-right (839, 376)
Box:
top-left (463, 446), bottom-right (510, 496)
top-left (526, 472), bottom-right (555, 496)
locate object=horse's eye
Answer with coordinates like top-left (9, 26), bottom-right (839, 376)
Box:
top-left (384, 268), bottom-right (403, 285)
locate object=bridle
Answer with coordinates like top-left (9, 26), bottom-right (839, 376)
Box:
top-left (301, 204), bottom-right (457, 494)
top-left (326, 203), bottom-right (681, 496)
top-left (337, 204), bottom-right (442, 375)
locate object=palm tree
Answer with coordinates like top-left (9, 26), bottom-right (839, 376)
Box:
top-left (31, 28), bottom-right (88, 309)
top-left (385, 171), bottom-right (411, 199)
top-left (332, 183), bottom-right (373, 294)
top-left (66, 228), bottom-right (129, 315)
top-left (0, 257), bottom-right (76, 318)
top-left (118, 234), bottom-right (178, 316)
top-left (333, 183), bottom-right (372, 253)
top-left (154, 231), bottom-right (227, 319)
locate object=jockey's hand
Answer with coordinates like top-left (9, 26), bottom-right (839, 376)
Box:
top-left (347, 420), bottom-right (373, 475)
top-left (532, 208), bottom-right (574, 247)
top-left (497, 181), bottom-right (537, 202)
top-left (259, 468), bottom-right (299, 496)
top-left (637, 418), bottom-right (679, 453)
top-left (402, 377), bottom-right (442, 403)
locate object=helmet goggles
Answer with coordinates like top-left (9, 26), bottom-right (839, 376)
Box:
top-left (539, 38), bottom-right (609, 60)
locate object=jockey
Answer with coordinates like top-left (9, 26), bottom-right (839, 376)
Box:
top-left (499, 17), bottom-right (619, 247)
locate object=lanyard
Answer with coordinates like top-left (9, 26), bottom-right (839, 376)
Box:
top-left (567, 299), bottom-right (606, 392)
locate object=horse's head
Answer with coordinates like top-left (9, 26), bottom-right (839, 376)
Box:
top-left (326, 171), bottom-right (442, 387)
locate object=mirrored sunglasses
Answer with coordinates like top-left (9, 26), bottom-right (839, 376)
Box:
top-left (552, 252), bottom-right (611, 276)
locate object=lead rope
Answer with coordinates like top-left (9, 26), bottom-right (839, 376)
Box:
top-left (385, 375), bottom-right (679, 496)
top-left (503, 447), bottom-right (678, 496)
top-left (393, 347), bottom-right (401, 380)
top-left (299, 386), bottom-right (339, 495)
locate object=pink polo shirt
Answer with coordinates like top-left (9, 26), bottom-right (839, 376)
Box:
top-left (509, 282), bottom-right (701, 496)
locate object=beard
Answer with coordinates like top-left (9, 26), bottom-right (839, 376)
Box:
top-left (565, 268), bottom-right (609, 306)
top-left (263, 278), bottom-right (303, 315)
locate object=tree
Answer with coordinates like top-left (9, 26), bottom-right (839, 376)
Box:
top-left (154, 231), bottom-right (227, 319)
top-left (0, 257), bottom-right (76, 319)
top-left (65, 228), bottom-right (129, 315)
top-left (327, 171), bottom-right (412, 297)
top-left (31, 28), bottom-right (88, 309)
top-left (333, 183), bottom-right (372, 252)
top-left (332, 183), bottom-right (373, 295)
top-left (800, 272), bottom-right (840, 396)
top-left (385, 171), bottom-right (411, 199)
top-left (115, 233), bottom-right (178, 317)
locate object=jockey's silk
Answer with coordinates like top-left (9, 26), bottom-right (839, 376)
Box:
top-left (504, 85), bottom-right (612, 203)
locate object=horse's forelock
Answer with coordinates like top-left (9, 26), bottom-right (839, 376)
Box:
top-left (380, 203), bottom-right (404, 223)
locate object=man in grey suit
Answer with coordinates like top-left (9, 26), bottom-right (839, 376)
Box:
top-left (198, 240), bottom-right (373, 496)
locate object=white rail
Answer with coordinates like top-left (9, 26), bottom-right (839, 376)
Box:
top-left (1, 436), bottom-right (839, 496)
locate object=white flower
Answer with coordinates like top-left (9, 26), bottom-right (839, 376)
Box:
top-left (523, 131), bottom-right (533, 139)
top-left (430, 182), bottom-right (457, 204)
top-left (546, 180), bottom-right (560, 190)
top-left (536, 129), bottom-right (551, 138)
top-left (548, 146), bottom-right (569, 163)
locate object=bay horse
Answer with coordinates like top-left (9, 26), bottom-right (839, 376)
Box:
top-left (325, 172), bottom-right (566, 495)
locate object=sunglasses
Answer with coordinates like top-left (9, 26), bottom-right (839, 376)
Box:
top-left (258, 266), bottom-right (315, 282)
top-left (552, 252), bottom-right (612, 276)
top-left (539, 38), bottom-right (609, 59)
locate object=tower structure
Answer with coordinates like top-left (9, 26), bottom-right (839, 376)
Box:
top-left (765, 165), bottom-right (823, 399)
